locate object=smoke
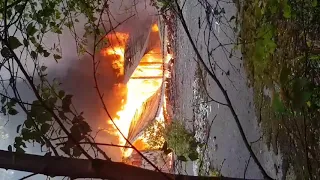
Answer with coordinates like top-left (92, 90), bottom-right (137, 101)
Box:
top-left (50, 0), bottom-right (157, 161)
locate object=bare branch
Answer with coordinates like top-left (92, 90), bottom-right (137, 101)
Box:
top-left (172, 1), bottom-right (273, 179)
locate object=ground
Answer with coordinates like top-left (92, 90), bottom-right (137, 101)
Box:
top-left (170, 0), bottom-right (284, 179)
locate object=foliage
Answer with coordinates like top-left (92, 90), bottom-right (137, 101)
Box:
top-left (150, 0), bottom-right (174, 13)
top-left (241, 0), bottom-right (320, 178)
top-left (0, 0), bottom-right (114, 159)
top-left (144, 120), bottom-right (166, 149)
top-left (145, 120), bottom-right (201, 161)
top-left (165, 121), bottom-right (200, 161)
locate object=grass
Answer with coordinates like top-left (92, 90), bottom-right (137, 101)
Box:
top-left (240, 0), bottom-right (320, 179)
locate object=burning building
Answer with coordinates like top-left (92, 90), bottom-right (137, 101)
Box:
top-left (102, 17), bottom-right (173, 170)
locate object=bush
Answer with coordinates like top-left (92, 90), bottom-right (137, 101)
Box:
top-left (144, 120), bottom-right (200, 161)
top-left (165, 121), bottom-right (200, 161)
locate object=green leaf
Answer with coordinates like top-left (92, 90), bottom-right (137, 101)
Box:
top-left (55, 11), bottom-right (61, 19)
top-left (62, 95), bottom-right (72, 112)
top-left (8, 108), bottom-right (18, 115)
top-left (293, 91), bottom-right (312, 109)
top-left (7, 8), bottom-right (12, 18)
top-left (229, 16), bottom-right (236, 22)
top-left (24, 119), bottom-right (33, 129)
top-left (71, 125), bottom-right (83, 141)
top-left (1, 47), bottom-right (11, 58)
top-left (1, 106), bottom-right (6, 115)
top-left (31, 51), bottom-right (37, 60)
top-left (53, 54), bottom-right (62, 61)
top-left (302, 92), bottom-right (312, 103)
top-left (30, 101), bottom-right (46, 118)
top-left (307, 41), bottom-right (312, 48)
top-left (293, 78), bottom-right (309, 94)
top-left (38, 112), bottom-right (52, 123)
top-left (177, 155), bottom-right (187, 161)
top-left (58, 90), bottom-right (65, 98)
top-left (47, 97), bottom-right (57, 108)
top-left (53, 28), bottom-right (62, 34)
top-left (78, 121), bottom-right (91, 134)
top-left (41, 123), bottom-right (51, 134)
top-left (312, 0), bottom-right (318, 7)
top-left (16, 125), bottom-right (21, 133)
top-left (14, 4), bottom-right (25, 13)
top-left (41, 66), bottom-right (47, 71)
top-left (8, 36), bottom-right (22, 49)
top-left (21, 142), bottom-right (27, 148)
top-left (188, 151), bottom-right (199, 161)
top-left (21, 128), bottom-right (31, 140)
top-left (220, 8), bottom-right (225, 14)
top-left (272, 93), bottom-right (286, 113)
top-left (280, 66), bottom-right (290, 85)
top-left (9, 98), bottom-right (17, 106)
top-left (23, 39), bottom-right (29, 46)
top-left (306, 101), bottom-right (312, 107)
top-left (15, 137), bottom-right (23, 145)
top-left (27, 23), bottom-right (37, 36)
top-left (8, 145), bottom-right (12, 152)
top-left (15, 147), bottom-right (25, 154)
top-left (43, 50), bottom-right (50, 57)
top-left (283, 3), bottom-right (291, 19)
top-left (1, 96), bottom-right (6, 104)
top-left (72, 147), bottom-right (82, 157)
top-left (72, 115), bottom-right (84, 124)
top-left (36, 45), bottom-right (44, 53)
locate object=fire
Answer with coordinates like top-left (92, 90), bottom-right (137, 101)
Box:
top-left (152, 23), bottom-right (159, 32)
top-left (102, 32), bottom-right (129, 76)
top-left (101, 23), bottom-right (172, 158)
top-left (115, 47), bottom-right (163, 146)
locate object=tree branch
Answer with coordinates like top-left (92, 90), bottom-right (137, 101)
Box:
top-left (2, 41), bottom-right (92, 160)
top-left (56, 141), bottom-right (133, 149)
top-left (173, 1), bottom-right (273, 179)
top-left (0, 150), bottom-right (255, 180)
top-left (90, 4), bottom-right (170, 179)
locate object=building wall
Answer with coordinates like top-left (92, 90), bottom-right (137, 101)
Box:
top-left (123, 18), bottom-right (155, 83)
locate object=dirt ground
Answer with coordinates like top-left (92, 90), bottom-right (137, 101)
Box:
top-left (171, 0), bottom-right (284, 179)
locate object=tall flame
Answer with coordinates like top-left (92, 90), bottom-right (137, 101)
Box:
top-left (101, 24), bottom-right (171, 157)
top-left (102, 32), bottom-right (129, 77)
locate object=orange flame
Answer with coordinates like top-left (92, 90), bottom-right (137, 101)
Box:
top-left (152, 23), bottom-right (159, 32)
top-left (101, 24), bottom-right (172, 158)
top-left (101, 32), bottom-right (129, 77)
